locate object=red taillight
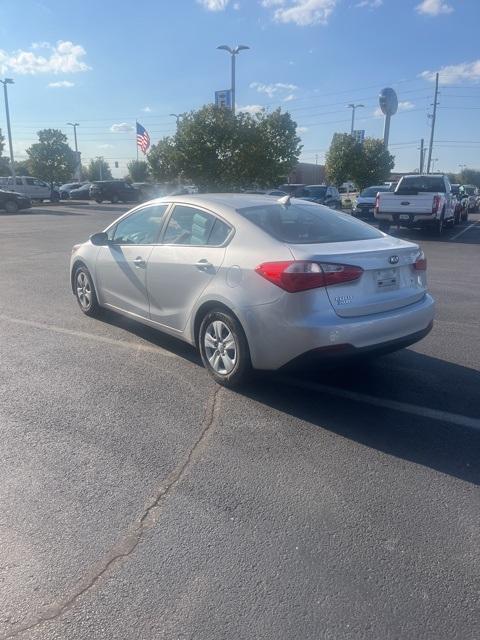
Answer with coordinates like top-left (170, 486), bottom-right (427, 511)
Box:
top-left (255, 261), bottom-right (364, 293)
top-left (432, 195), bottom-right (441, 214)
top-left (413, 251), bottom-right (427, 271)
top-left (375, 193), bottom-right (380, 212)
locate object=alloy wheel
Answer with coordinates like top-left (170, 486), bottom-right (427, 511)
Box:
top-left (76, 271), bottom-right (92, 310)
top-left (204, 320), bottom-right (237, 375)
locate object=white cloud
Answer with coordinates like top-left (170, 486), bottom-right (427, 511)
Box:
top-left (297, 126), bottom-right (309, 133)
top-left (238, 104), bottom-right (264, 114)
top-left (98, 144), bottom-right (114, 149)
top-left (420, 60), bottom-right (480, 85)
top-left (110, 122), bottom-right (134, 133)
top-left (261, 0), bottom-right (338, 26)
top-left (415, 0), bottom-right (453, 16)
top-left (356, 0), bottom-right (382, 7)
top-left (250, 81), bottom-right (298, 98)
top-left (398, 100), bottom-right (415, 111)
top-left (48, 80), bottom-right (74, 88)
top-left (142, 106), bottom-right (153, 112)
top-left (0, 40), bottom-right (90, 75)
top-left (233, 2), bottom-right (241, 8)
top-left (374, 100), bottom-right (415, 117)
top-left (283, 93), bottom-right (296, 102)
top-left (197, 0), bottom-right (229, 9)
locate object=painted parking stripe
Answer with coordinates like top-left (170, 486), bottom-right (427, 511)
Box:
top-left (279, 376), bottom-right (480, 431)
top-left (450, 220), bottom-right (480, 241)
top-left (0, 315), bottom-right (176, 357)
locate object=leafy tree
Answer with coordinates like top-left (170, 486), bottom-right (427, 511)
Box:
top-left (325, 134), bottom-right (394, 190)
top-left (148, 105), bottom-right (302, 191)
top-left (86, 158), bottom-right (113, 181)
top-left (148, 137), bottom-right (181, 183)
top-left (446, 172), bottom-right (459, 184)
top-left (127, 160), bottom-right (149, 182)
top-left (14, 160), bottom-right (32, 176)
top-left (0, 128), bottom-right (10, 175)
top-left (459, 168), bottom-right (480, 188)
top-left (26, 129), bottom-right (76, 188)
top-left (353, 138), bottom-right (395, 190)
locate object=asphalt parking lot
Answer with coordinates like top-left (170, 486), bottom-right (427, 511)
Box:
top-left (0, 202), bottom-right (479, 640)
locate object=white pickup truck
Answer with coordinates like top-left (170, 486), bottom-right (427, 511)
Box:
top-left (375, 174), bottom-right (456, 235)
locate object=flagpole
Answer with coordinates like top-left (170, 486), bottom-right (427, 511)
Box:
top-left (136, 120), bottom-right (138, 162)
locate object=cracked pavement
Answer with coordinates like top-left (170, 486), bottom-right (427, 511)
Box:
top-left (0, 205), bottom-right (479, 639)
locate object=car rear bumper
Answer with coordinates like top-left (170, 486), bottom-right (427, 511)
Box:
top-left (243, 293), bottom-right (435, 370)
top-left (375, 212), bottom-right (439, 225)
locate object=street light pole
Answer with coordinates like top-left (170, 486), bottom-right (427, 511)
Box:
top-left (67, 122), bottom-right (80, 179)
top-left (67, 122), bottom-right (79, 152)
top-left (217, 45), bottom-right (250, 115)
top-left (347, 103), bottom-right (364, 135)
top-left (1, 78), bottom-right (15, 181)
top-left (96, 156), bottom-right (103, 181)
top-left (170, 113), bottom-right (184, 125)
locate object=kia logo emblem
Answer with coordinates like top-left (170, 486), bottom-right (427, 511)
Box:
top-left (389, 255), bottom-right (399, 265)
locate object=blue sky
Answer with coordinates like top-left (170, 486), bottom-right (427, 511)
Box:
top-left (1, 0), bottom-right (479, 178)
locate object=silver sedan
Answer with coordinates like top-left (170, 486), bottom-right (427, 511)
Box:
top-left (70, 194), bottom-right (435, 387)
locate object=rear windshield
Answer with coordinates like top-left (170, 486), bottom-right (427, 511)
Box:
top-left (396, 176), bottom-right (446, 194)
top-left (238, 202), bottom-right (382, 244)
top-left (360, 186), bottom-right (389, 197)
top-left (304, 186), bottom-right (327, 198)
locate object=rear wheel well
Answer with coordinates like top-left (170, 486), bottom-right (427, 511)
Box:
top-left (194, 301), bottom-right (244, 348)
top-left (71, 259), bottom-right (88, 293)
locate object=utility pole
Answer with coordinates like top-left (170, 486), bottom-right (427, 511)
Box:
top-left (96, 156), bottom-right (103, 181)
top-left (426, 72), bottom-right (439, 174)
top-left (419, 138), bottom-right (425, 174)
top-left (347, 103), bottom-right (364, 135)
top-left (1, 78), bottom-right (16, 182)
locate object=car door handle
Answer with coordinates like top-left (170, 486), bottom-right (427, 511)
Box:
top-left (195, 259), bottom-right (213, 272)
top-left (133, 257), bottom-right (146, 268)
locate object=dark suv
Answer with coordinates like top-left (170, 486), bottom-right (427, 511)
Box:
top-left (89, 181), bottom-right (140, 204)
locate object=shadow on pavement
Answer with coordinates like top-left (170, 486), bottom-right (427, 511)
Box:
top-left (97, 309), bottom-right (480, 485)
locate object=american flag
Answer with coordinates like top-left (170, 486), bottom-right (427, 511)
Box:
top-left (136, 122), bottom-right (150, 154)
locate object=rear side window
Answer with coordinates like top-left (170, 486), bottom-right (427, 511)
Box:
top-left (396, 177), bottom-right (446, 194)
top-left (238, 203), bottom-right (382, 244)
top-left (163, 206), bottom-right (216, 245)
top-left (208, 218), bottom-right (231, 245)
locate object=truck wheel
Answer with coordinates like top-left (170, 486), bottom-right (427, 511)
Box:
top-left (379, 222), bottom-right (390, 233)
top-left (4, 200), bottom-right (19, 213)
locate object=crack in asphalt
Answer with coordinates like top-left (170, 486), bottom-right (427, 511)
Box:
top-left (1, 386), bottom-right (223, 640)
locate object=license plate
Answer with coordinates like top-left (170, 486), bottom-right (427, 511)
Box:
top-left (400, 214), bottom-right (410, 221)
top-left (376, 268), bottom-right (398, 288)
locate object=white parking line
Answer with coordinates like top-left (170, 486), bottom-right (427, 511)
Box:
top-left (0, 315), bottom-right (177, 357)
top-left (450, 220), bottom-right (480, 241)
top-left (279, 376), bottom-right (480, 431)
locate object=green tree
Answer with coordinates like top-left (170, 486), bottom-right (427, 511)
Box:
top-left (26, 129), bottom-right (76, 188)
top-left (148, 105), bottom-right (302, 191)
top-left (86, 158), bottom-right (113, 181)
top-left (353, 138), bottom-right (395, 190)
top-left (0, 128), bottom-right (9, 175)
top-left (459, 168), bottom-right (480, 188)
top-left (325, 134), bottom-right (362, 188)
top-left (325, 134), bottom-right (395, 190)
top-left (127, 160), bottom-right (149, 182)
top-left (14, 160), bottom-right (32, 176)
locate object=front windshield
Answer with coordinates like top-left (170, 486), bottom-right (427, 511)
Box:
top-left (304, 186), bottom-right (327, 198)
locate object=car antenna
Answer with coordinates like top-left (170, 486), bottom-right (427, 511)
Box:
top-left (278, 194), bottom-right (292, 207)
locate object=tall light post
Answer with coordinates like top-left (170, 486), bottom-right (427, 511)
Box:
top-left (347, 103), bottom-right (364, 135)
top-left (170, 113), bottom-right (184, 125)
top-left (67, 122), bottom-right (80, 180)
top-left (1, 78), bottom-right (15, 181)
top-left (96, 156), bottom-right (104, 181)
top-left (217, 44), bottom-right (250, 115)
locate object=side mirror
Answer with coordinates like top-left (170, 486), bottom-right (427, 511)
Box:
top-left (90, 231), bottom-right (109, 246)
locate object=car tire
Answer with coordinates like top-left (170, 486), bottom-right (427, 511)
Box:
top-left (95, 199), bottom-right (103, 204)
top-left (379, 222), bottom-right (390, 233)
top-left (199, 310), bottom-right (251, 388)
top-left (111, 195), bottom-right (119, 204)
top-left (4, 199), bottom-right (19, 213)
top-left (74, 265), bottom-right (102, 317)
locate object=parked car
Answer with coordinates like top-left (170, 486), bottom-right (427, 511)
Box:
top-left (0, 176), bottom-right (60, 202)
top-left (450, 184), bottom-right (465, 224)
top-left (375, 174), bottom-right (455, 234)
top-left (70, 193), bottom-right (434, 387)
top-left (69, 183), bottom-right (94, 200)
top-left (278, 183), bottom-right (308, 197)
top-left (0, 188), bottom-right (31, 213)
top-left (352, 185), bottom-right (392, 219)
top-left (59, 182), bottom-right (86, 199)
top-left (460, 185), bottom-right (478, 214)
top-left (301, 185), bottom-right (342, 209)
top-left (132, 183), bottom-right (169, 202)
top-left (89, 180), bottom-right (140, 204)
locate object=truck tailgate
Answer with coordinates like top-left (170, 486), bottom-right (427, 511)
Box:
top-left (378, 192), bottom-right (434, 215)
